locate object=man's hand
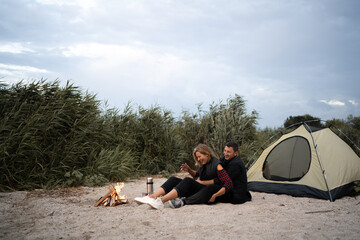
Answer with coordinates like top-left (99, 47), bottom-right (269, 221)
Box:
top-left (208, 194), bottom-right (216, 203)
top-left (209, 187), bottom-right (226, 203)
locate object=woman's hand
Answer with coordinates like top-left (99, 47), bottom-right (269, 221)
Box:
top-left (181, 163), bottom-right (197, 178)
top-left (180, 163), bottom-right (190, 172)
top-left (196, 179), bottom-right (214, 186)
top-left (196, 178), bottom-right (203, 185)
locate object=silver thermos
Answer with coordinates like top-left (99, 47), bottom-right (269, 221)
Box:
top-left (147, 177), bottom-right (153, 195)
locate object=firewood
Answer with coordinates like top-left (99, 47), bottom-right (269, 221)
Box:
top-left (103, 197), bottom-right (110, 206)
top-left (94, 192), bottom-right (111, 207)
top-left (108, 185), bottom-right (116, 193)
top-left (120, 199), bottom-right (128, 204)
top-left (94, 184), bottom-right (128, 207)
top-left (110, 194), bottom-right (116, 207)
top-left (94, 185), bottom-right (116, 207)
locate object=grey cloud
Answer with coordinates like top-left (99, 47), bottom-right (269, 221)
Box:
top-left (0, 0), bottom-right (359, 128)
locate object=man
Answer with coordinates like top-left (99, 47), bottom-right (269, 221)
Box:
top-left (169, 141), bottom-right (251, 208)
top-left (212, 141), bottom-right (252, 204)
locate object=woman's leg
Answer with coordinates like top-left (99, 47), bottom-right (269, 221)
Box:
top-left (147, 177), bottom-right (203, 209)
top-left (161, 177), bottom-right (204, 203)
top-left (149, 188), bottom-right (165, 199)
top-left (149, 176), bottom-right (182, 198)
top-left (160, 189), bottom-right (178, 203)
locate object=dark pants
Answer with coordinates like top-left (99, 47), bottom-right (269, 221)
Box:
top-left (160, 176), bottom-right (230, 205)
top-left (186, 184), bottom-right (232, 204)
top-left (161, 176), bottom-right (204, 198)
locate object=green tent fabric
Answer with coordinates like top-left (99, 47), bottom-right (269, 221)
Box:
top-left (247, 125), bottom-right (360, 201)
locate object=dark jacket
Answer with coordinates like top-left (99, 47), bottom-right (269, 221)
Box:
top-left (198, 157), bottom-right (219, 180)
top-left (215, 155), bottom-right (251, 204)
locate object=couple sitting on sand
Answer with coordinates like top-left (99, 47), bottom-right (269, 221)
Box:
top-left (134, 142), bottom-right (252, 209)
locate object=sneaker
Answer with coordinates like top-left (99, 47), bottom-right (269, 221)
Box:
top-left (147, 197), bottom-right (164, 210)
top-left (169, 198), bottom-right (184, 209)
top-left (134, 195), bottom-right (151, 205)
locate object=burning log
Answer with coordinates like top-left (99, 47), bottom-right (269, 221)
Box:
top-left (94, 182), bottom-right (128, 207)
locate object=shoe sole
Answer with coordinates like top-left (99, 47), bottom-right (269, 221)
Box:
top-left (134, 200), bottom-right (146, 205)
top-left (168, 200), bottom-right (175, 209)
top-left (169, 200), bottom-right (183, 209)
top-left (147, 202), bottom-right (163, 210)
top-left (134, 198), bottom-right (149, 205)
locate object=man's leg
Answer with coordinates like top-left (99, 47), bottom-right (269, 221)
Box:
top-left (214, 191), bottom-right (232, 203)
top-left (183, 184), bottom-right (222, 205)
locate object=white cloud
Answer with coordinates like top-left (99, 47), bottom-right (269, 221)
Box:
top-left (0, 63), bottom-right (47, 73)
top-left (320, 99), bottom-right (345, 106)
top-left (62, 43), bottom-right (147, 60)
top-left (1, 1), bottom-right (359, 128)
top-left (0, 63), bottom-right (49, 85)
top-left (60, 43), bottom-right (232, 99)
top-left (35, 0), bottom-right (98, 21)
top-left (36, 0), bottom-right (97, 9)
top-left (0, 42), bottom-right (34, 54)
top-left (348, 100), bottom-right (358, 106)
top-left (56, 42), bottom-right (245, 119)
top-left (0, 69), bottom-right (15, 76)
top-left (61, 43), bottom-right (185, 91)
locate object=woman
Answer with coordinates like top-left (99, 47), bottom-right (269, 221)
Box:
top-left (134, 144), bottom-right (233, 209)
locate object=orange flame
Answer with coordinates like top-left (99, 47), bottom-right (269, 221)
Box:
top-left (95, 182), bottom-right (128, 207)
top-left (115, 182), bottom-right (127, 201)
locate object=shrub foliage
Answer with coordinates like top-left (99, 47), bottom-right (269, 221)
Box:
top-left (1, 80), bottom-right (358, 191)
top-left (0, 80), bottom-right (184, 190)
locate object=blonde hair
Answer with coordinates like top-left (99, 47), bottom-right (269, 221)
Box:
top-left (192, 144), bottom-right (218, 167)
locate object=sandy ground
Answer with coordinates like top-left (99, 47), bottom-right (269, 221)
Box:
top-left (1, 173), bottom-right (359, 240)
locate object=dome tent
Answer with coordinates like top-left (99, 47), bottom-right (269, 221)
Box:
top-left (247, 124), bottom-right (360, 201)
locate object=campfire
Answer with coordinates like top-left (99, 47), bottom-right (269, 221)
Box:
top-left (94, 182), bottom-right (128, 207)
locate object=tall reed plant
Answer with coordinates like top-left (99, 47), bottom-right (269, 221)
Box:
top-left (177, 95), bottom-right (258, 165)
top-left (0, 80), bottom-right (259, 191)
top-left (0, 80), bottom-right (134, 190)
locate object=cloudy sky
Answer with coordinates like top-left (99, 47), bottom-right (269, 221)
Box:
top-left (1, 0), bottom-right (359, 128)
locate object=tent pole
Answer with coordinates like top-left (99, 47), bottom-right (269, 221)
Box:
top-left (246, 131), bottom-right (282, 169)
top-left (248, 119), bottom-right (322, 169)
top-left (332, 127), bottom-right (360, 153)
top-left (304, 123), bottom-right (333, 202)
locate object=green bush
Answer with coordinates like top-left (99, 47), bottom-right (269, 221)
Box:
top-left (177, 94), bottom-right (258, 166)
top-left (0, 80), bottom-right (189, 191)
top-left (0, 80), bottom-right (110, 190)
top-left (7, 80), bottom-right (360, 193)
